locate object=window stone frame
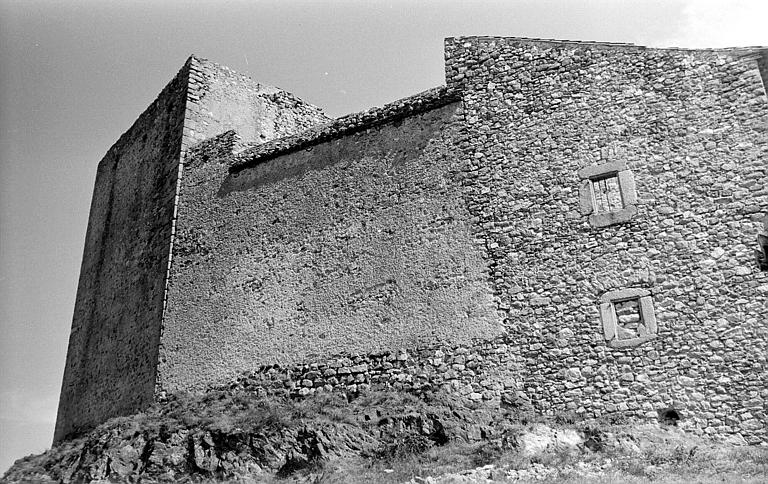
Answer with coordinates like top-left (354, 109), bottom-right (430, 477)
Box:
top-left (578, 160), bottom-right (638, 227)
top-left (757, 233), bottom-right (768, 271)
top-left (599, 288), bottom-right (657, 348)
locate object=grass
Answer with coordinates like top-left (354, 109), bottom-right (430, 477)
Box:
top-left (118, 391), bottom-right (768, 483)
top-left (271, 418), bottom-right (768, 483)
top-left (281, 439), bottom-right (768, 484)
top-left (5, 388), bottom-right (767, 483)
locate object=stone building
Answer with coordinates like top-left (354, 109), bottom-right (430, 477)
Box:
top-left (55, 37), bottom-right (768, 444)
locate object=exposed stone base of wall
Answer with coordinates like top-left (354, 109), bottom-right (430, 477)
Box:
top-left (205, 339), bottom-right (526, 409)
top-left (175, 336), bottom-right (766, 445)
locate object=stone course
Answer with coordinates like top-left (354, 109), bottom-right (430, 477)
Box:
top-left (214, 338), bottom-right (525, 410)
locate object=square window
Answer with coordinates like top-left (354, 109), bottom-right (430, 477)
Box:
top-left (599, 288), bottom-right (657, 348)
top-left (591, 174), bottom-right (624, 213)
top-left (613, 298), bottom-right (653, 340)
top-left (578, 160), bottom-right (638, 227)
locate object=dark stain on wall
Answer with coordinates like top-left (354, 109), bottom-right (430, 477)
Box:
top-left (54, 60), bottom-right (190, 442)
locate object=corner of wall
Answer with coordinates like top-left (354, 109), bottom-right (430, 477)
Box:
top-left (54, 57), bottom-right (194, 443)
top-left (443, 37), bottom-right (462, 91)
top-left (755, 49), bottom-right (768, 99)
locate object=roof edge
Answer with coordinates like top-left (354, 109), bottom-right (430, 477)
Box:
top-left (187, 54), bottom-right (329, 119)
top-left (445, 36), bottom-right (767, 53)
top-left (229, 85), bottom-right (459, 173)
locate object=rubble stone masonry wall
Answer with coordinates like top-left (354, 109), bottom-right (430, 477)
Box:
top-left (161, 40), bottom-right (768, 443)
top-left (443, 37), bottom-right (768, 443)
top-left (183, 57), bottom-right (328, 148)
top-left (160, 57), bottom-right (330, 373)
top-left (58, 38), bottom-right (768, 445)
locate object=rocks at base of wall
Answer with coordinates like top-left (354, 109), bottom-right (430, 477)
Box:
top-left (207, 332), bottom-right (764, 444)
top-left (213, 339), bottom-right (527, 411)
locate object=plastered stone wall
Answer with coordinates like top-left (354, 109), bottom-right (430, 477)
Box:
top-left (56, 56), bottom-right (328, 441)
top-left (162, 56), bottom-right (330, 348)
top-left (159, 101), bottom-right (504, 393)
top-left (444, 37), bottom-right (768, 442)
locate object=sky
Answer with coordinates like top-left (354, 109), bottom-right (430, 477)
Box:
top-left (0, 0), bottom-right (766, 473)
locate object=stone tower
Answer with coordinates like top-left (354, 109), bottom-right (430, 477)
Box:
top-left (54, 56), bottom-right (329, 441)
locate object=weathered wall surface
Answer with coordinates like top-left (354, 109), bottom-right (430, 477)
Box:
top-left (159, 102), bottom-right (504, 393)
top-left (183, 57), bottom-right (328, 147)
top-left (56, 56), bottom-right (329, 441)
top-left (445, 37), bottom-right (768, 442)
top-left (162, 56), bottom-right (330, 343)
top-left (55, 61), bottom-right (191, 442)
top-left (60, 40), bottom-right (768, 445)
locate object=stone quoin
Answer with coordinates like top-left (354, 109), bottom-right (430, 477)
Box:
top-left (55, 37), bottom-right (768, 445)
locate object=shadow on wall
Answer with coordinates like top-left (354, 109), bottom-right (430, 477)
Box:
top-left (218, 112), bottom-right (447, 197)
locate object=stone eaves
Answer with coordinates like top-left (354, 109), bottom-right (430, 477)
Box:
top-left (229, 85), bottom-right (459, 172)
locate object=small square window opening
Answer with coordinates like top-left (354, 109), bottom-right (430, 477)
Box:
top-left (599, 288), bottom-right (657, 348)
top-left (613, 298), bottom-right (651, 340)
top-left (578, 160), bottom-right (638, 227)
top-left (591, 174), bottom-right (624, 213)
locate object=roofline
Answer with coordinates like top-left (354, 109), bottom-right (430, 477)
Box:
top-left (229, 85), bottom-right (459, 173)
top-left (446, 35), bottom-right (767, 53)
top-left (229, 36), bottom-right (766, 174)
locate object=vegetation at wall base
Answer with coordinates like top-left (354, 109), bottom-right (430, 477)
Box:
top-left (3, 388), bottom-right (767, 483)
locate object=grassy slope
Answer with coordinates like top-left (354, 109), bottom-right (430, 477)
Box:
top-left (2, 389), bottom-right (766, 483)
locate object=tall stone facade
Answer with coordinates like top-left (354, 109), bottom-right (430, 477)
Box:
top-left (54, 56), bottom-right (329, 442)
top-left (442, 37), bottom-right (768, 443)
top-left (57, 37), bottom-right (768, 444)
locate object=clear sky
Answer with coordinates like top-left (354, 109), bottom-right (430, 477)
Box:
top-left (0, 0), bottom-right (765, 473)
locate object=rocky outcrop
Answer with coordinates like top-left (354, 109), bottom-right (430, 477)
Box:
top-left (2, 390), bottom-right (489, 483)
top-left (6, 388), bottom-right (766, 483)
